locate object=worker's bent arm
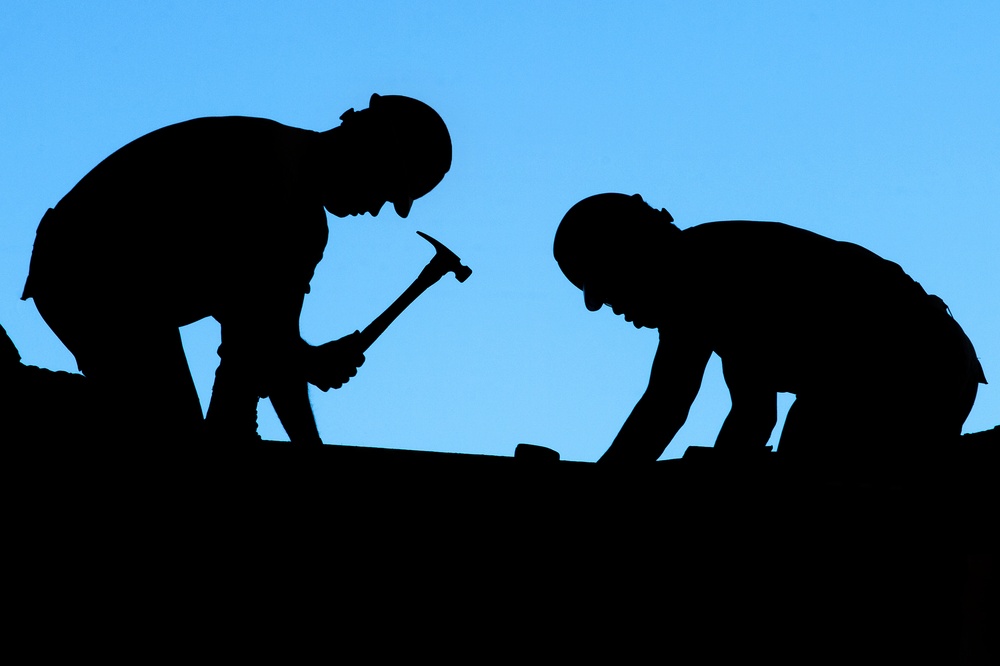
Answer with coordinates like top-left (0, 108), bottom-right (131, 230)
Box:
top-left (257, 291), bottom-right (322, 445)
top-left (714, 356), bottom-right (777, 452)
top-left (269, 377), bottom-right (322, 445)
top-left (599, 336), bottom-right (712, 464)
top-left (210, 289), bottom-right (323, 444)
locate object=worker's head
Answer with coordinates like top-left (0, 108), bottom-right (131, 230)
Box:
top-left (327, 93), bottom-right (452, 219)
top-left (554, 193), bottom-right (679, 328)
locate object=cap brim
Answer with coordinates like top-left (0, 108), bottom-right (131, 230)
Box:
top-left (583, 286), bottom-right (604, 312)
top-left (393, 197), bottom-right (413, 218)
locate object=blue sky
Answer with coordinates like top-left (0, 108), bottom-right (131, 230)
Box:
top-left (2, 2), bottom-right (997, 460)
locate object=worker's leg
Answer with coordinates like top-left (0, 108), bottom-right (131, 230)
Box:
top-left (204, 352), bottom-right (262, 444)
top-left (106, 323), bottom-right (204, 443)
top-left (879, 307), bottom-right (984, 451)
top-left (777, 393), bottom-right (853, 463)
top-left (779, 323), bottom-right (982, 476)
top-left (933, 314), bottom-right (983, 435)
top-left (32, 293), bottom-right (203, 444)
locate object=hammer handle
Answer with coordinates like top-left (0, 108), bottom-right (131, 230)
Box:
top-left (355, 264), bottom-right (443, 352)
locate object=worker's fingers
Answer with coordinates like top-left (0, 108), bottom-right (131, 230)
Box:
top-left (313, 355), bottom-right (364, 392)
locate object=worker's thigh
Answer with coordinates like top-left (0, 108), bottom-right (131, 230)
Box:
top-left (779, 358), bottom-right (975, 472)
top-left (31, 290), bottom-right (203, 440)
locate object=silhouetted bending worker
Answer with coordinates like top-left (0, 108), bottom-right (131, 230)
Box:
top-left (21, 94), bottom-right (452, 445)
top-left (554, 193), bottom-right (986, 470)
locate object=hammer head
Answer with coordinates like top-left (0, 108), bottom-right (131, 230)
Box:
top-left (417, 230), bottom-right (472, 282)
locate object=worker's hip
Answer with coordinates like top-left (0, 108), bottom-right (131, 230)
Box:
top-left (798, 297), bottom-right (983, 426)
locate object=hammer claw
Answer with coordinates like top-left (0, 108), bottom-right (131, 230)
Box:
top-left (355, 231), bottom-right (471, 351)
top-left (417, 230), bottom-right (472, 282)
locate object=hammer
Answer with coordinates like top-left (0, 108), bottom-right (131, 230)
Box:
top-left (355, 231), bottom-right (472, 352)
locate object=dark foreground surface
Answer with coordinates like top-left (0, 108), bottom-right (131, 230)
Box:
top-left (7, 428), bottom-right (997, 663)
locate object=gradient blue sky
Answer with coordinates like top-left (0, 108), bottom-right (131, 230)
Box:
top-left (2, 2), bottom-right (997, 460)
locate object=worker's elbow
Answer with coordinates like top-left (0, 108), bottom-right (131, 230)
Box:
top-left (746, 407), bottom-right (777, 440)
top-left (754, 404), bottom-right (778, 432)
top-left (717, 405), bottom-right (777, 450)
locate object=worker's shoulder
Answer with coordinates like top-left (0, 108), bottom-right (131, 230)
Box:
top-left (136, 116), bottom-right (310, 146)
top-left (680, 220), bottom-right (846, 260)
top-left (681, 220), bottom-right (827, 242)
top-left (172, 115), bottom-right (302, 131)
top-left (94, 116), bottom-right (316, 181)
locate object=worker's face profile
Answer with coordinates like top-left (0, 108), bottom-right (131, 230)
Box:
top-left (583, 269), bottom-right (660, 329)
top-left (364, 159), bottom-right (420, 219)
top-left (385, 179), bottom-right (416, 218)
top-left (324, 170), bottom-right (400, 218)
top-left (326, 187), bottom-right (413, 219)
top-left (325, 192), bottom-right (386, 218)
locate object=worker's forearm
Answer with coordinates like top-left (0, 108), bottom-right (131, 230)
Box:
top-left (714, 406), bottom-right (776, 451)
top-left (599, 393), bottom-right (686, 464)
top-left (269, 380), bottom-right (322, 445)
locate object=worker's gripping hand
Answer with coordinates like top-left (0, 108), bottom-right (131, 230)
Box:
top-left (306, 331), bottom-right (366, 392)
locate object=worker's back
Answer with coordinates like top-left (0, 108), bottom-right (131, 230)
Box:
top-left (675, 221), bottom-right (940, 393)
top-left (23, 117), bottom-right (329, 326)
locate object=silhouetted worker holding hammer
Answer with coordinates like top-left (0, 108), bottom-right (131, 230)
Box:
top-left (554, 193), bottom-right (986, 471)
top-left (21, 93), bottom-right (452, 445)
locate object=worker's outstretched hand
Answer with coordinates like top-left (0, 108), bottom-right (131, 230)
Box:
top-left (305, 331), bottom-right (366, 392)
